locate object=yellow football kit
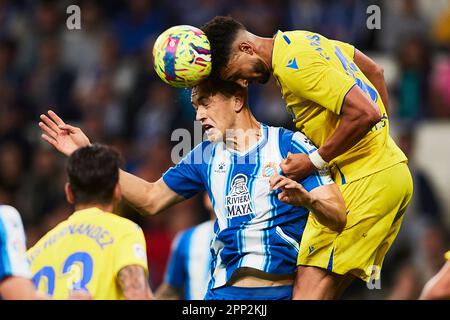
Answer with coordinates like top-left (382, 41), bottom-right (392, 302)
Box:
top-left (27, 207), bottom-right (148, 299)
top-left (445, 251), bottom-right (450, 261)
top-left (272, 30), bottom-right (413, 281)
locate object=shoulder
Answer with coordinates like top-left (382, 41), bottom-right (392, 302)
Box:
top-left (104, 213), bottom-right (144, 236)
top-left (0, 205), bottom-right (22, 224)
top-left (180, 140), bottom-right (215, 166)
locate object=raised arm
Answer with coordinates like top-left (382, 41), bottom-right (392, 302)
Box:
top-left (38, 110), bottom-right (185, 216)
top-left (120, 173), bottom-right (184, 215)
top-left (270, 175), bottom-right (347, 232)
top-left (354, 49), bottom-right (390, 115)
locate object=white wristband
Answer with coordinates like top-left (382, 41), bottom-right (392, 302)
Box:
top-left (309, 150), bottom-right (328, 170)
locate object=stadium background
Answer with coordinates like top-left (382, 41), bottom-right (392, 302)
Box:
top-left (0, 0), bottom-right (449, 299)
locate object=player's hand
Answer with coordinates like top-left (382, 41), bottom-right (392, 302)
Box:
top-left (280, 152), bottom-right (315, 181)
top-left (38, 110), bottom-right (91, 156)
top-left (270, 174), bottom-right (312, 207)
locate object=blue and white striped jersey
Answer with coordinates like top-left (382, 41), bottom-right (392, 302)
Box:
top-left (0, 205), bottom-right (31, 282)
top-left (164, 220), bottom-right (213, 300)
top-left (163, 124), bottom-right (333, 289)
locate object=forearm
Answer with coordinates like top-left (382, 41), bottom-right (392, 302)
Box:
top-left (318, 86), bottom-right (381, 163)
top-left (318, 115), bottom-right (373, 163)
top-left (306, 194), bottom-right (346, 232)
top-left (155, 283), bottom-right (183, 300)
top-left (118, 265), bottom-right (154, 300)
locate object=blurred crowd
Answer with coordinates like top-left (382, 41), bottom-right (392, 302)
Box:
top-left (0, 0), bottom-right (449, 297)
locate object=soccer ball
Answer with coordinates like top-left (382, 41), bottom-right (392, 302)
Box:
top-left (152, 25), bottom-right (212, 88)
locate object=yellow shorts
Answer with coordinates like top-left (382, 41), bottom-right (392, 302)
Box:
top-left (297, 161), bottom-right (413, 282)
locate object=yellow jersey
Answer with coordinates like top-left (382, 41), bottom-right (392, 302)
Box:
top-left (445, 250), bottom-right (450, 261)
top-left (27, 207), bottom-right (148, 300)
top-left (272, 30), bottom-right (407, 184)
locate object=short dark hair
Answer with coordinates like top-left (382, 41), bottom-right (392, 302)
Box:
top-left (67, 144), bottom-right (122, 205)
top-left (201, 16), bottom-right (246, 78)
top-left (195, 78), bottom-right (246, 99)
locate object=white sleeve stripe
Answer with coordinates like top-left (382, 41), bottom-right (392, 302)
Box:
top-left (0, 206), bottom-right (31, 279)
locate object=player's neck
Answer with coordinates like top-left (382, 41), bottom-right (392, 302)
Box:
top-left (74, 203), bottom-right (114, 213)
top-left (225, 111), bottom-right (261, 153)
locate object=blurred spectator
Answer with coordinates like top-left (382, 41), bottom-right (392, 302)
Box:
top-left (113, 0), bottom-right (168, 56)
top-left (432, 0), bottom-right (450, 48)
top-left (169, 0), bottom-right (220, 26)
top-left (378, 0), bottom-right (429, 52)
top-left (0, 142), bottom-right (25, 204)
top-left (429, 55), bottom-right (450, 118)
top-left (18, 0), bottom-right (63, 69)
top-left (135, 82), bottom-right (177, 150)
top-left (288, 0), bottom-right (373, 49)
top-left (25, 35), bottom-right (76, 120)
top-left (383, 128), bottom-right (447, 298)
top-left (61, 0), bottom-right (106, 74)
top-left (393, 36), bottom-right (432, 120)
top-left (78, 75), bottom-right (124, 139)
top-left (228, 0), bottom-right (284, 36)
top-left (0, 37), bottom-right (20, 103)
top-left (16, 147), bottom-right (65, 226)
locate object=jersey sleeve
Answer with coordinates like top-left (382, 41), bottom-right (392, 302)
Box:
top-left (0, 206), bottom-right (31, 281)
top-left (289, 132), bottom-right (334, 191)
top-left (113, 223), bottom-right (149, 278)
top-left (283, 49), bottom-right (356, 115)
top-left (163, 231), bottom-right (187, 289)
top-left (162, 143), bottom-right (207, 199)
top-left (331, 40), bottom-right (355, 60)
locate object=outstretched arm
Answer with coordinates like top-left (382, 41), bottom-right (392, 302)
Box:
top-left (270, 175), bottom-right (347, 232)
top-left (39, 110), bottom-right (185, 215)
top-left (120, 174), bottom-right (185, 215)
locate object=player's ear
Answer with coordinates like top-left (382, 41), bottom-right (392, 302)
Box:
top-left (239, 42), bottom-right (253, 55)
top-left (113, 183), bottom-right (122, 203)
top-left (65, 183), bottom-right (75, 204)
top-left (233, 94), bottom-right (245, 112)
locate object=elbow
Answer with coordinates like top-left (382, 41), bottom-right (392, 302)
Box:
top-left (365, 61), bottom-right (384, 79)
top-left (361, 105), bottom-right (381, 130)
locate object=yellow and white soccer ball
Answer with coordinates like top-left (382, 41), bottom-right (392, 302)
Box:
top-left (152, 25), bottom-right (212, 88)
